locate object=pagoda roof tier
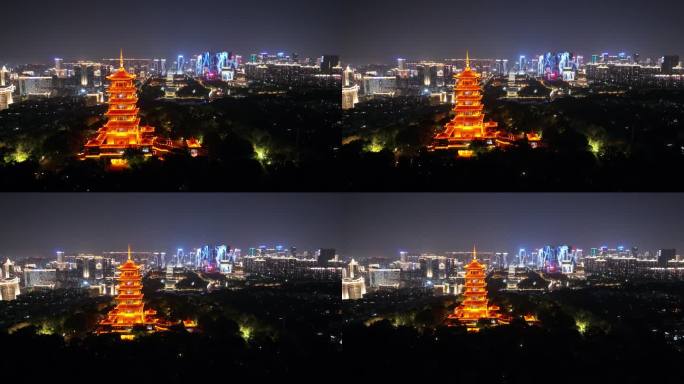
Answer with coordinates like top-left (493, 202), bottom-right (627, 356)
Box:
top-left (455, 93), bottom-right (483, 99)
top-left (108, 86), bottom-right (137, 92)
top-left (455, 84), bottom-right (482, 90)
top-left (105, 109), bottom-right (139, 116)
top-left (117, 286), bottom-right (142, 291)
top-left (118, 260), bottom-right (140, 270)
top-left (108, 98), bottom-right (138, 105)
top-left (108, 69), bottom-right (136, 80)
top-left (454, 105), bottom-right (483, 110)
top-left (116, 298), bottom-right (143, 303)
top-left (104, 119), bottom-right (141, 129)
top-left (457, 70), bottom-right (481, 79)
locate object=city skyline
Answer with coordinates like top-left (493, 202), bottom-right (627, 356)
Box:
top-left (1, 0), bottom-right (341, 63)
top-left (1, 194), bottom-right (682, 259)
top-left (0, 194), bottom-right (345, 259)
top-left (339, 194), bottom-right (684, 258)
top-left (340, 0), bottom-right (684, 63)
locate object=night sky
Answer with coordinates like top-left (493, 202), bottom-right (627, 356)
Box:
top-left (0, 194), bottom-right (682, 260)
top-left (339, 194), bottom-right (684, 259)
top-left (341, 0), bottom-right (684, 64)
top-left (4, 1), bottom-right (683, 65)
top-left (0, 194), bottom-right (345, 259)
top-left (1, 0), bottom-right (341, 63)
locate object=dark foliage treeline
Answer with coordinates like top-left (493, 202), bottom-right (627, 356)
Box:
top-left (342, 281), bottom-right (684, 383)
top-left (0, 281), bottom-right (341, 381)
top-left (0, 87), bottom-right (340, 191)
top-left (343, 318), bottom-right (683, 383)
top-left (341, 89), bottom-right (684, 191)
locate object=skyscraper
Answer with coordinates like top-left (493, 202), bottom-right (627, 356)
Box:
top-left (662, 55), bottom-right (680, 74)
top-left (317, 248), bottom-right (336, 265)
top-left (658, 249), bottom-right (676, 266)
top-left (320, 55), bottom-right (340, 74)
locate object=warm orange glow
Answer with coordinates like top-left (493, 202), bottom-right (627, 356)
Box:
top-left (448, 246), bottom-right (510, 332)
top-left (429, 51), bottom-right (513, 156)
top-left (82, 52), bottom-right (198, 163)
top-left (96, 245), bottom-right (195, 338)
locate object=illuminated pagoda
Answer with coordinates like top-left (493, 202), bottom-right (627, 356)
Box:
top-left (97, 246), bottom-right (195, 339)
top-left (83, 50), bottom-right (195, 166)
top-left (448, 246), bottom-right (510, 332)
top-left (429, 52), bottom-right (513, 157)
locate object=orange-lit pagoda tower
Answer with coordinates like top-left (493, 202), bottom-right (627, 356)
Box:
top-left (97, 246), bottom-right (165, 338)
top-left (83, 51), bottom-right (183, 166)
top-left (430, 52), bottom-right (512, 157)
top-left (448, 246), bottom-right (510, 332)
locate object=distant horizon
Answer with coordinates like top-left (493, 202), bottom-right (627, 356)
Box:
top-left (0, 49), bottom-right (338, 67)
top-left (343, 50), bottom-right (682, 67)
top-left (0, 194), bottom-right (680, 262)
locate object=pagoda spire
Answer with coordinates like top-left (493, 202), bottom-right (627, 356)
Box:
top-left (128, 244), bottom-right (132, 260)
top-left (119, 49), bottom-right (124, 69)
top-left (472, 244), bottom-right (477, 260)
top-left (465, 50), bottom-right (470, 69)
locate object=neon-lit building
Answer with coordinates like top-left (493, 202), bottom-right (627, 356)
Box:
top-left (537, 52), bottom-right (578, 81)
top-left (448, 246), bottom-right (510, 332)
top-left (429, 52), bottom-right (513, 157)
top-left (0, 258), bottom-right (20, 301)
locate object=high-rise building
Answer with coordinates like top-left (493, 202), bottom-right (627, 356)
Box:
top-left (368, 268), bottom-right (400, 288)
top-left (0, 82), bottom-right (14, 111)
top-left (362, 76), bottom-right (396, 95)
top-left (342, 84), bottom-right (359, 110)
top-left (518, 55), bottom-right (527, 73)
top-left (18, 76), bottom-right (52, 98)
top-left (342, 65), bottom-right (359, 110)
top-left (662, 55), bottom-right (680, 74)
top-left (320, 55), bottom-right (340, 74)
top-left (342, 277), bottom-right (366, 300)
top-left (397, 58), bottom-right (406, 71)
top-left (0, 258), bottom-right (20, 301)
top-left (317, 248), bottom-right (336, 265)
top-left (23, 268), bottom-right (57, 289)
top-left (658, 249), bottom-right (676, 266)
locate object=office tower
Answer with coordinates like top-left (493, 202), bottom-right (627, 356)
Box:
top-left (18, 76), bottom-right (52, 97)
top-left (662, 55), bottom-right (680, 74)
top-left (658, 249), bottom-right (676, 266)
top-left (397, 58), bottom-right (406, 70)
top-left (317, 248), bottom-right (336, 265)
top-left (320, 55), bottom-right (340, 74)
